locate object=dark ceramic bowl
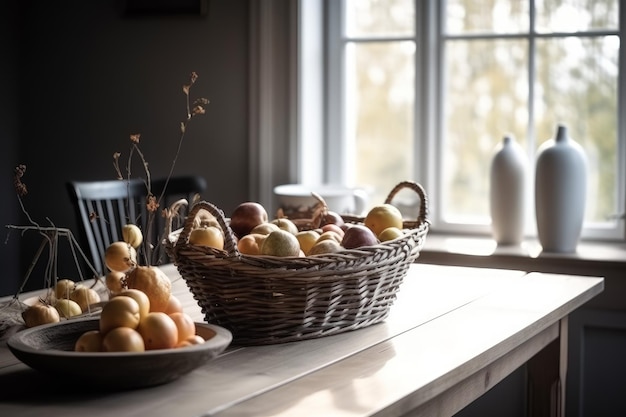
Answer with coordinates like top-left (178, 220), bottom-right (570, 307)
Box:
top-left (7, 317), bottom-right (232, 390)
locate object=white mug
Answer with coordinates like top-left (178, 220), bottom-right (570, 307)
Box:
top-left (273, 184), bottom-right (368, 217)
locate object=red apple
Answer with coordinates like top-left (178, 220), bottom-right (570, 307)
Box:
top-left (341, 224), bottom-right (378, 249)
top-left (229, 202), bottom-right (269, 238)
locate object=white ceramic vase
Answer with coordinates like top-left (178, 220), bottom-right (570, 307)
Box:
top-left (535, 124), bottom-right (587, 253)
top-left (490, 135), bottom-right (528, 245)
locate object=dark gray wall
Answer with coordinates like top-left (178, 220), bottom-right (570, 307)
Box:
top-left (0, 0), bottom-right (251, 296)
top-left (0, 0), bottom-right (20, 296)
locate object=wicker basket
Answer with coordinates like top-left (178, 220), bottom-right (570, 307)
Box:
top-left (168, 181), bottom-right (429, 345)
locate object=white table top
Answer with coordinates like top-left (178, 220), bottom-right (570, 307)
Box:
top-left (0, 262), bottom-right (603, 417)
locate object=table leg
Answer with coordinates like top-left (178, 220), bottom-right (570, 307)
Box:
top-left (527, 317), bottom-right (568, 417)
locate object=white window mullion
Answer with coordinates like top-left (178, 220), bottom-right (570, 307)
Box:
top-left (325, 0), bottom-right (346, 185)
top-left (297, 0), bottom-right (324, 185)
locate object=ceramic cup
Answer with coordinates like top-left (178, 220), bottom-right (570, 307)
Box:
top-left (273, 184), bottom-right (368, 218)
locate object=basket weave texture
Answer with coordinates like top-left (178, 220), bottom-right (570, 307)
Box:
top-left (168, 181), bottom-right (429, 345)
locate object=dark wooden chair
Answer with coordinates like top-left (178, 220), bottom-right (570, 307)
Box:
top-left (66, 175), bottom-right (207, 275)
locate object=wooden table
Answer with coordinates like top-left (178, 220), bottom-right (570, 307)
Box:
top-left (0, 263), bottom-right (603, 417)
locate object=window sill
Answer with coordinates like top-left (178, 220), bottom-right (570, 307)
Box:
top-left (418, 233), bottom-right (626, 278)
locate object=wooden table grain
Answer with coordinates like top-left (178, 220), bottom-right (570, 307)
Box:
top-left (0, 263), bottom-right (603, 417)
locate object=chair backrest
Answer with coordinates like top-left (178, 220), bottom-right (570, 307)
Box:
top-left (66, 175), bottom-right (207, 275)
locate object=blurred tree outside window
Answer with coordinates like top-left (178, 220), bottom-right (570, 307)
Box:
top-left (326, 0), bottom-right (624, 240)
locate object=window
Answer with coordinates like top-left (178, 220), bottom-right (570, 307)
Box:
top-left (322, 0), bottom-right (625, 240)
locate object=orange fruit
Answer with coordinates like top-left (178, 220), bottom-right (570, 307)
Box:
top-left (168, 312), bottom-right (196, 344)
top-left (125, 265), bottom-right (172, 312)
top-left (102, 327), bottom-right (145, 352)
top-left (163, 294), bottom-right (184, 315)
top-left (105, 271), bottom-right (125, 295)
top-left (138, 312), bottom-right (178, 350)
top-left (104, 241), bottom-right (137, 273)
top-left (69, 286), bottom-right (101, 312)
top-left (364, 204), bottom-right (403, 236)
top-left (99, 295), bottom-right (141, 334)
top-left (116, 289), bottom-right (150, 319)
top-left (74, 330), bottom-right (103, 352)
top-left (177, 335), bottom-right (206, 348)
top-left (237, 233), bottom-right (266, 255)
top-left (22, 303), bottom-right (60, 328)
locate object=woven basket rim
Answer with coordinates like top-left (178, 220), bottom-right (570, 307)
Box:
top-left (167, 180), bottom-right (428, 262)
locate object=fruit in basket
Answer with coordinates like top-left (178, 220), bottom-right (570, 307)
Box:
top-left (54, 278), bottom-right (76, 299)
top-left (321, 223), bottom-right (345, 238)
top-left (317, 230), bottom-right (343, 245)
top-left (104, 241), bottom-right (137, 272)
top-left (69, 286), bottom-right (101, 312)
top-left (260, 229), bottom-right (301, 257)
top-left (54, 298), bottom-right (82, 318)
top-left (308, 239), bottom-right (343, 255)
top-left (102, 327), bottom-right (145, 352)
top-left (271, 218), bottom-right (299, 235)
top-left (295, 230), bottom-right (321, 255)
top-left (188, 225), bottom-right (225, 250)
top-left (320, 210), bottom-right (344, 227)
top-left (138, 312), bottom-right (179, 350)
top-left (125, 265), bottom-right (172, 313)
top-left (250, 222), bottom-right (280, 235)
top-left (193, 209), bottom-right (219, 229)
top-left (378, 226), bottom-right (405, 242)
top-left (364, 204), bottom-right (403, 236)
top-left (99, 295), bottom-right (141, 334)
top-left (341, 224), bottom-right (379, 249)
top-left (237, 233), bottom-right (266, 255)
top-left (22, 302), bottom-right (61, 328)
top-left (122, 223), bottom-right (143, 248)
top-left (74, 330), bottom-right (104, 352)
top-left (229, 202), bottom-right (269, 238)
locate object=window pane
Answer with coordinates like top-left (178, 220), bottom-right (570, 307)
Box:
top-left (535, 0), bottom-right (619, 33)
top-left (345, 41), bottom-right (415, 206)
top-left (534, 35), bottom-right (619, 225)
top-left (345, 0), bottom-right (414, 37)
top-left (445, 0), bottom-right (529, 34)
top-left (442, 39), bottom-right (529, 223)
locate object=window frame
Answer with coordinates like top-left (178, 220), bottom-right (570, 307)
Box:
top-left (320, 0), bottom-right (626, 241)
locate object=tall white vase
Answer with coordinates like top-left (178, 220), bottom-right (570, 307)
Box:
top-left (490, 135), bottom-right (528, 245)
top-left (535, 124), bottom-right (587, 253)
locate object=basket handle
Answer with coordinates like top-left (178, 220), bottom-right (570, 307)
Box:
top-left (384, 181), bottom-right (429, 225)
top-left (175, 201), bottom-right (241, 258)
